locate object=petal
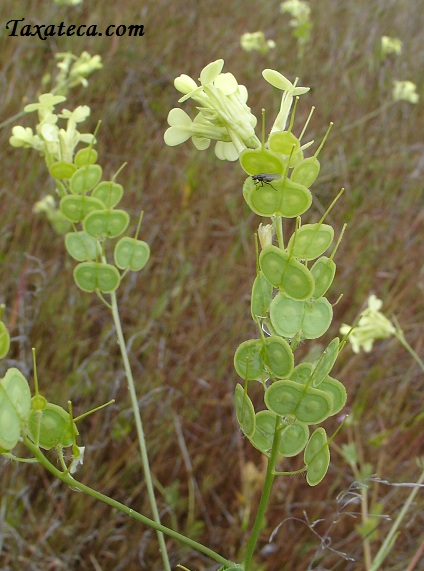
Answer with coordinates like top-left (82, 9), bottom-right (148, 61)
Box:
top-left (215, 141), bottom-right (239, 161)
top-left (192, 136), bottom-right (211, 150)
top-left (174, 74), bottom-right (198, 94)
top-left (200, 59), bottom-right (224, 85)
top-left (215, 72), bottom-right (238, 95)
top-left (167, 108), bottom-right (192, 127)
top-left (262, 69), bottom-right (294, 91)
top-left (164, 126), bottom-right (191, 146)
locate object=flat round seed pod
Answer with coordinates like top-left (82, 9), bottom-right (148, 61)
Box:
top-left (259, 246), bottom-right (314, 301)
top-left (239, 147), bottom-right (285, 177)
top-left (234, 384), bottom-right (255, 438)
top-left (279, 420), bottom-right (309, 456)
top-left (291, 156), bottom-right (321, 188)
top-left (270, 294), bottom-right (303, 338)
top-left (287, 223), bottom-right (334, 261)
top-left (60, 195), bottom-right (105, 223)
top-left (234, 339), bottom-right (264, 381)
top-left (311, 256), bottom-right (336, 298)
top-left (83, 209), bottom-right (130, 239)
top-left (0, 368), bottom-right (31, 451)
top-left (304, 427), bottom-right (330, 486)
top-left (251, 271), bottom-right (273, 322)
top-left (249, 410), bottom-right (276, 454)
top-left (290, 362), bottom-right (313, 385)
top-left (70, 164), bottom-right (102, 194)
top-left (27, 403), bottom-right (77, 450)
top-left (301, 297), bottom-right (333, 339)
top-left (265, 379), bottom-right (332, 424)
top-left (0, 322), bottom-right (10, 359)
top-left (310, 337), bottom-right (340, 386)
top-left (73, 262), bottom-right (120, 293)
top-left (49, 161), bottom-right (77, 180)
top-left (277, 179), bottom-right (312, 218)
top-left (268, 131), bottom-right (300, 156)
top-left (74, 147), bottom-right (98, 167)
top-left (318, 376), bottom-right (346, 416)
top-left (114, 237), bottom-right (150, 271)
top-left (263, 335), bottom-right (294, 378)
top-left (243, 177), bottom-right (280, 217)
top-left (92, 181), bottom-right (124, 208)
top-left (65, 231), bottom-right (98, 262)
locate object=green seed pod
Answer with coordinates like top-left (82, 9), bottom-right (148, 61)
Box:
top-left (234, 384), bottom-right (255, 438)
top-left (251, 271), bottom-right (273, 322)
top-left (310, 256), bottom-right (336, 298)
top-left (304, 427), bottom-right (330, 486)
top-left (279, 420), bottom-right (309, 457)
top-left (264, 380), bottom-right (332, 424)
top-left (74, 147), bottom-right (98, 167)
top-left (270, 294), bottom-right (332, 340)
top-left (83, 209), bottom-right (130, 239)
top-left (92, 181), bottom-right (124, 208)
top-left (259, 246), bottom-right (314, 301)
top-left (49, 161), bottom-right (78, 180)
top-left (287, 223), bottom-right (334, 260)
top-left (239, 147), bottom-right (285, 177)
top-left (65, 231), bottom-right (98, 262)
top-left (70, 164), bottom-right (102, 194)
top-left (318, 376), bottom-right (346, 416)
top-left (249, 410), bottom-right (276, 453)
top-left (234, 339), bottom-right (264, 381)
top-left (114, 237), bottom-right (150, 271)
top-left (243, 176), bottom-right (280, 217)
top-left (73, 262), bottom-right (121, 293)
top-left (0, 321), bottom-right (10, 359)
top-left (309, 337), bottom-right (340, 386)
top-left (291, 156), bottom-right (320, 188)
top-left (263, 335), bottom-right (294, 378)
top-left (277, 179), bottom-right (312, 218)
top-left (27, 402), bottom-right (78, 450)
top-left (290, 362), bottom-right (313, 385)
top-left (0, 368), bottom-right (31, 451)
top-left (60, 195), bottom-right (105, 223)
top-left (268, 131), bottom-right (300, 156)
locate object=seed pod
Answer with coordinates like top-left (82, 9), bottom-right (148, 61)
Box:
top-left (65, 231), bottom-right (98, 262)
top-left (309, 337), bottom-right (340, 387)
top-left (287, 223), bottom-right (334, 261)
top-left (310, 256), bottom-right (336, 298)
top-left (70, 164), bottom-right (102, 194)
top-left (239, 147), bottom-right (285, 177)
top-left (0, 368), bottom-right (31, 451)
top-left (304, 427), bottom-right (330, 486)
top-left (92, 181), bottom-right (124, 208)
top-left (279, 420), bottom-right (309, 457)
top-left (249, 410), bottom-right (276, 453)
top-left (291, 156), bottom-right (320, 188)
top-left (49, 161), bottom-right (78, 180)
top-left (114, 237), bottom-right (150, 271)
top-left (270, 294), bottom-right (333, 340)
top-left (268, 131), bottom-right (300, 156)
top-left (60, 195), bottom-right (105, 223)
top-left (234, 384), bottom-right (255, 438)
top-left (0, 321), bottom-right (10, 359)
top-left (251, 271), bottom-right (273, 322)
top-left (263, 335), bottom-right (294, 378)
top-left (234, 339), bottom-right (264, 381)
top-left (27, 402), bottom-right (78, 450)
top-left (318, 376), bottom-right (346, 416)
top-left (83, 209), bottom-right (130, 239)
top-left (73, 262), bottom-right (120, 293)
top-left (74, 147), bottom-right (98, 167)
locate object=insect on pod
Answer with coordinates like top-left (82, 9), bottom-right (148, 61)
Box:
top-left (251, 173), bottom-right (281, 191)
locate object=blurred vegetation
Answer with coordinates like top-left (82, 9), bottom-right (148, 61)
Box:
top-left (0, 0), bottom-right (423, 570)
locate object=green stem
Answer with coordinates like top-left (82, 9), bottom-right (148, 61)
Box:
top-left (109, 290), bottom-right (171, 571)
top-left (23, 438), bottom-right (233, 568)
top-left (394, 329), bottom-right (424, 373)
top-left (243, 417), bottom-right (282, 570)
top-left (368, 466), bottom-right (424, 571)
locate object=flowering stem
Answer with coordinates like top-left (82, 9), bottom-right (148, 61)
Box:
top-left (109, 290), bottom-right (171, 571)
top-left (22, 437), bottom-right (233, 568)
top-left (243, 417), bottom-right (282, 570)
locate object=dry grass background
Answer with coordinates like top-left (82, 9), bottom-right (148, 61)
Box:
top-left (0, 0), bottom-right (423, 569)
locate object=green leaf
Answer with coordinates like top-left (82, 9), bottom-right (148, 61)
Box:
top-left (287, 223), bottom-right (334, 260)
top-left (264, 379), bottom-right (332, 424)
top-left (304, 427), bottom-right (330, 486)
top-left (73, 262), bottom-right (120, 293)
top-left (27, 403), bottom-right (77, 450)
top-left (65, 231), bottom-right (98, 262)
top-left (114, 237), bottom-right (150, 271)
top-left (234, 384), bottom-right (255, 437)
top-left (70, 164), bottom-right (102, 194)
top-left (83, 209), bottom-right (130, 239)
top-left (259, 246), bottom-right (314, 301)
top-left (92, 181), bottom-right (124, 208)
top-left (0, 368), bottom-right (31, 451)
top-left (60, 195), bottom-right (105, 223)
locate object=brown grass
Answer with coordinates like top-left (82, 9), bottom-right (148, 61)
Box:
top-left (0, 0), bottom-right (423, 569)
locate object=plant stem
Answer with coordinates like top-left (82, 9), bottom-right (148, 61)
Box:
top-left (368, 466), bottom-right (424, 571)
top-left (109, 290), bottom-right (171, 571)
top-left (23, 438), bottom-right (234, 568)
top-left (393, 329), bottom-right (424, 373)
top-left (243, 417), bottom-right (282, 570)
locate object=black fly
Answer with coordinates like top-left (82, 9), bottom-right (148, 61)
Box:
top-left (251, 173), bottom-right (281, 191)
